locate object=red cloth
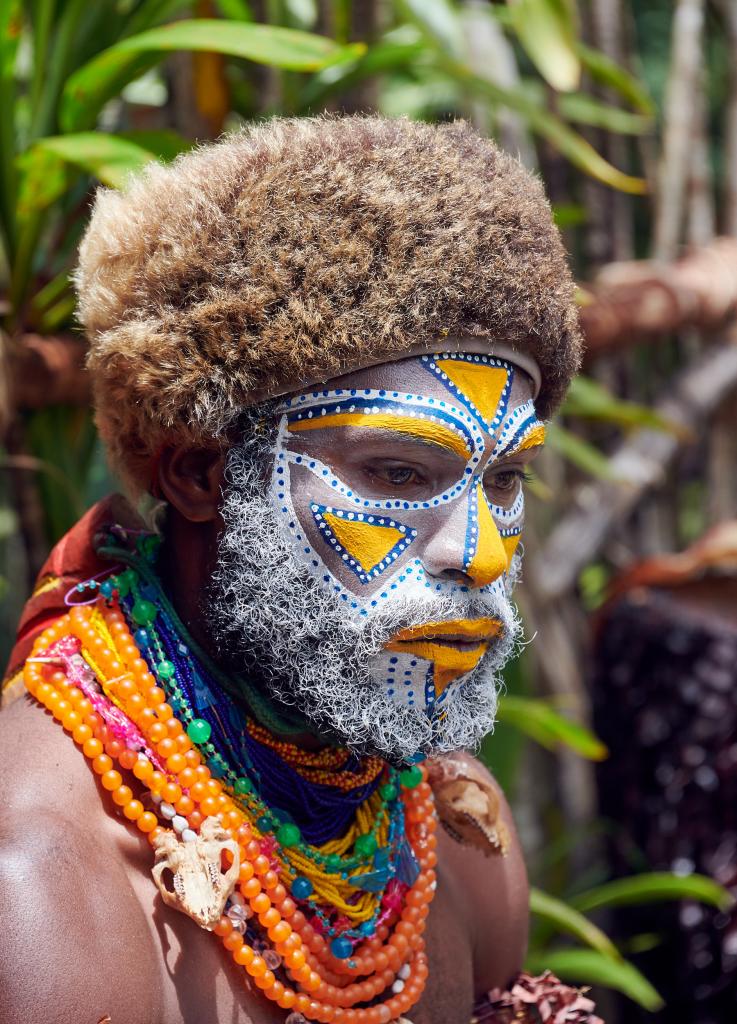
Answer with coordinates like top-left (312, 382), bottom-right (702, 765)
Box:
top-left (3, 494), bottom-right (140, 683)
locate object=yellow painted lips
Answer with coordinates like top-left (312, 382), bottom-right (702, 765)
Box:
top-left (386, 617), bottom-right (502, 696)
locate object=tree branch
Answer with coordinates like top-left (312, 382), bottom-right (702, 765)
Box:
top-left (8, 332), bottom-right (89, 408)
top-left (531, 334), bottom-right (737, 600)
top-left (580, 237), bottom-right (737, 355)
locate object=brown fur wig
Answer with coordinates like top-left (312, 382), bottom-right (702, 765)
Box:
top-left (75, 115), bottom-right (581, 494)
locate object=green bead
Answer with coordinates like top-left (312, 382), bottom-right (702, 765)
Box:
top-left (131, 599), bottom-right (157, 626)
top-left (354, 833), bottom-right (378, 858)
top-left (276, 823), bottom-right (301, 848)
top-left (157, 660), bottom-right (175, 680)
top-left (379, 783), bottom-right (397, 801)
top-left (325, 854), bottom-right (343, 872)
top-left (187, 718), bottom-right (212, 744)
top-left (116, 567), bottom-right (137, 598)
top-left (234, 777), bottom-right (253, 796)
top-left (400, 765), bottom-right (423, 789)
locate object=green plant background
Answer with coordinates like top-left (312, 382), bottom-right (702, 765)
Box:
top-left (0, 0), bottom-right (733, 1018)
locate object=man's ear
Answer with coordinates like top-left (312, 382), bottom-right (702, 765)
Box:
top-left (156, 446), bottom-right (226, 522)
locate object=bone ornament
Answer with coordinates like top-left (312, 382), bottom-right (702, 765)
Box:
top-left (151, 816), bottom-right (241, 929)
top-left (427, 754), bottom-right (510, 857)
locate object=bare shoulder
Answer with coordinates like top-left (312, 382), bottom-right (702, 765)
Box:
top-left (433, 752), bottom-right (529, 995)
top-left (0, 697), bottom-right (164, 1024)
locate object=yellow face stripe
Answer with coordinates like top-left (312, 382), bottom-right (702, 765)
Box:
top-left (385, 637), bottom-right (489, 696)
top-left (289, 412), bottom-right (471, 460)
top-left (501, 533), bottom-right (521, 563)
top-left (507, 423), bottom-right (546, 455)
top-left (468, 483), bottom-right (509, 587)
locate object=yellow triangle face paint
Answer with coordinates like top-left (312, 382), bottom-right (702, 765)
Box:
top-left (310, 505), bottom-right (417, 585)
top-left (422, 353), bottom-right (514, 433)
top-left (321, 512), bottom-right (406, 572)
top-left (436, 361), bottom-right (510, 429)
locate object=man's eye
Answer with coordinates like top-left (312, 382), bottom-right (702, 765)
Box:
top-left (366, 463), bottom-right (425, 488)
top-left (378, 466), bottom-right (418, 485)
top-left (494, 471), bottom-right (521, 490)
top-left (485, 468), bottom-right (531, 493)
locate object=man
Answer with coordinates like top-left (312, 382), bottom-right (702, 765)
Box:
top-left (0, 117), bottom-right (599, 1023)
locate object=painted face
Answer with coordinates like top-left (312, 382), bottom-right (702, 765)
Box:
top-left (268, 352), bottom-right (545, 718)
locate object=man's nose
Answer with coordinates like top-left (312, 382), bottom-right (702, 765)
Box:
top-left (421, 483), bottom-right (510, 589)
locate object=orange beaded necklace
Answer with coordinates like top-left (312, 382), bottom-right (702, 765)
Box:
top-left (24, 600), bottom-right (438, 1024)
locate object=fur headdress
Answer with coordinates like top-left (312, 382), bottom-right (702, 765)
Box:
top-left (75, 115), bottom-right (582, 494)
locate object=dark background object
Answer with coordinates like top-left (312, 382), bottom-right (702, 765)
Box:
top-left (593, 530), bottom-right (737, 1024)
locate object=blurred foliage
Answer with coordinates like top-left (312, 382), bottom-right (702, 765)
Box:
top-left (0, 0), bottom-right (733, 1015)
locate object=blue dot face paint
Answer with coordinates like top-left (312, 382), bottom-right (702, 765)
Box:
top-left (268, 351), bottom-right (545, 713)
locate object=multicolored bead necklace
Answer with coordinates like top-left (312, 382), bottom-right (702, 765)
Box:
top-left (25, 537), bottom-right (438, 1023)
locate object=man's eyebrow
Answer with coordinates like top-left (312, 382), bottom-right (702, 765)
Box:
top-left (288, 411), bottom-right (472, 459)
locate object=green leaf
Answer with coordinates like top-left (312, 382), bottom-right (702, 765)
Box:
top-left (497, 695), bottom-right (608, 760)
top-left (551, 203), bottom-right (587, 228)
top-left (440, 61), bottom-right (646, 193)
top-left (545, 423), bottom-right (618, 479)
top-left (214, 0), bottom-right (254, 21)
top-left (0, 0), bottom-right (21, 251)
top-left (61, 20), bottom-right (365, 131)
top-left (557, 93), bottom-right (652, 134)
top-left (26, 132), bottom-right (159, 190)
top-left (124, 0), bottom-right (197, 38)
top-left (524, 949), bottom-right (663, 1010)
top-left (508, 0), bottom-right (580, 92)
top-left (381, 75), bottom-right (460, 120)
top-left (299, 35), bottom-right (426, 110)
top-left (530, 103), bottom-right (646, 193)
top-left (15, 146), bottom-right (69, 220)
top-left (529, 888), bottom-right (620, 959)
top-left (572, 873), bottom-right (733, 914)
top-left (562, 376), bottom-right (679, 432)
top-left (578, 42), bottom-right (655, 115)
top-left (399, 0), bottom-right (465, 60)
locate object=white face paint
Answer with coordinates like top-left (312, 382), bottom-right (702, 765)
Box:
top-left (269, 353), bottom-right (545, 717)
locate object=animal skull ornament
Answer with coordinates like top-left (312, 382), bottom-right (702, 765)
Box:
top-left (151, 816), bottom-right (241, 929)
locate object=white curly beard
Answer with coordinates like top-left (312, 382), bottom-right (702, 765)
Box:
top-left (205, 428), bottom-right (523, 762)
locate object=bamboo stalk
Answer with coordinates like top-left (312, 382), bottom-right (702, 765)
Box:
top-left (653, 0), bottom-right (705, 261)
top-left (718, 0), bottom-right (737, 236)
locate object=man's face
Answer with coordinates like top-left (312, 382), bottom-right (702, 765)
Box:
top-left (208, 351), bottom-right (544, 760)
